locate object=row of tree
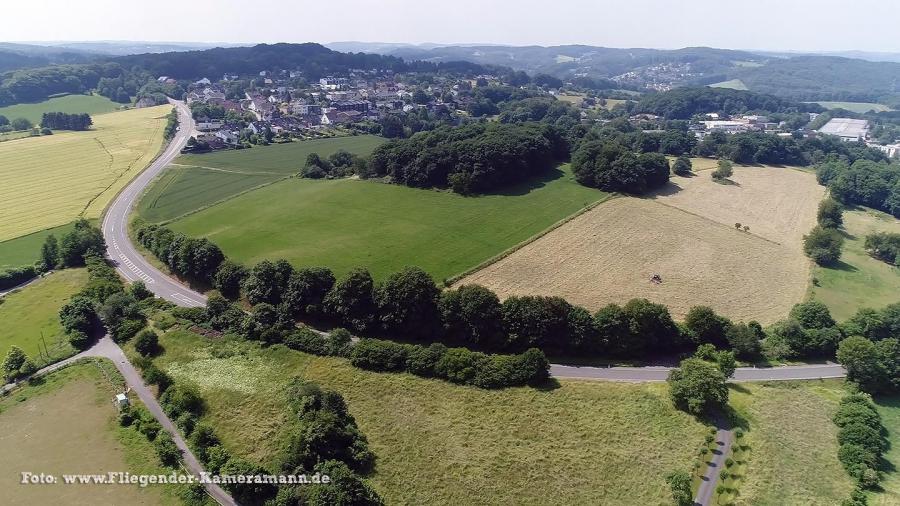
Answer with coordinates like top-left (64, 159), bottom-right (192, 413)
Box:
top-left (803, 198), bottom-right (845, 267)
top-left (571, 140), bottom-right (670, 193)
top-left (136, 224), bottom-right (225, 285)
top-left (39, 112), bottom-right (92, 131)
top-left (831, 393), bottom-right (889, 495)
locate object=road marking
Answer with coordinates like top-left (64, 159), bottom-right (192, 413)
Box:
top-left (171, 292), bottom-right (202, 306)
top-left (117, 252), bottom-right (155, 284)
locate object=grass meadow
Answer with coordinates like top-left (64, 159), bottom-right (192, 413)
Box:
top-left (873, 396), bottom-right (900, 505)
top-left (0, 93), bottom-right (123, 124)
top-left (0, 105), bottom-right (169, 242)
top-left (138, 135), bottom-right (385, 223)
top-left (708, 79), bottom-right (749, 91)
top-left (809, 207), bottom-right (900, 320)
top-left (0, 221), bottom-right (77, 269)
top-left (0, 268), bottom-right (88, 365)
top-left (166, 165), bottom-right (609, 281)
top-left (813, 101), bottom-right (892, 113)
top-left (0, 361), bottom-right (184, 505)
top-left (726, 380), bottom-right (855, 505)
top-left (144, 328), bottom-right (707, 505)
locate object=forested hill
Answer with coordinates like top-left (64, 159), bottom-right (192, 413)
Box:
top-left (732, 56), bottom-right (900, 103)
top-left (635, 87), bottom-right (824, 120)
top-left (113, 43), bottom-right (492, 80)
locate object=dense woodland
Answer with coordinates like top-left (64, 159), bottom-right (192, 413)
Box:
top-left (635, 87), bottom-right (822, 120)
top-left (365, 122), bottom-right (568, 194)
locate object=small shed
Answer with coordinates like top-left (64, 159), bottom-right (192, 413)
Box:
top-left (114, 393), bottom-right (130, 411)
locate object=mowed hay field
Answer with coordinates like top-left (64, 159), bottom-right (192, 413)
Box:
top-left (148, 329), bottom-right (707, 505)
top-left (459, 167), bottom-right (824, 323)
top-left (0, 105), bottom-right (169, 241)
top-left (0, 362), bottom-right (173, 506)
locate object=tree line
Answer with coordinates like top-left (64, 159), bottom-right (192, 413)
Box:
top-left (40, 112), bottom-right (92, 131)
top-left (634, 86), bottom-right (823, 120)
top-left (0, 63), bottom-right (124, 105)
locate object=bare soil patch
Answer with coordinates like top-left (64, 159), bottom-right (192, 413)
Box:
top-left (457, 167), bottom-right (823, 323)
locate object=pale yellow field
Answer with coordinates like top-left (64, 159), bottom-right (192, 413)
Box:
top-left (457, 167), bottom-right (823, 323)
top-left (0, 106), bottom-right (169, 241)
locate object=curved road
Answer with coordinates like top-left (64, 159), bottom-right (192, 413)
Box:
top-left (103, 99), bottom-right (207, 308)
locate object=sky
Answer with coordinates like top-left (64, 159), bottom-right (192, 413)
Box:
top-left (6, 0), bottom-right (900, 53)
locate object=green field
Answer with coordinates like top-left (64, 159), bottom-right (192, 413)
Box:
top-left (0, 268), bottom-right (87, 365)
top-left (874, 396), bottom-right (900, 505)
top-left (0, 105), bottom-right (169, 242)
top-left (144, 328), bottom-right (707, 505)
top-left (0, 361), bottom-right (188, 505)
top-left (167, 165), bottom-right (608, 281)
top-left (709, 79), bottom-right (749, 91)
top-left (137, 135), bottom-right (386, 223)
top-left (0, 94), bottom-right (123, 124)
top-left (727, 380), bottom-right (855, 505)
top-left (0, 221), bottom-right (77, 269)
top-left (175, 135), bottom-right (385, 173)
top-left (814, 101), bottom-right (892, 113)
top-left (809, 207), bottom-right (900, 320)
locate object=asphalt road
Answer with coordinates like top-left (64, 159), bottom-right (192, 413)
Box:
top-left (550, 362), bottom-right (846, 382)
top-left (694, 418), bottom-right (734, 506)
top-left (3, 337), bottom-right (237, 505)
top-left (102, 99), bottom-right (207, 308)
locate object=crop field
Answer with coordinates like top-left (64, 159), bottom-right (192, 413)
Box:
top-left (137, 135), bottom-right (386, 222)
top-left (167, 166), bottom-right (608, 281)
top-left (727, 380), bottom-right (855, 505)
top-left (148, 328), bottom-right (708, 505)
top-left (0, 105), bottom-right (169, 242)
top-left (458, 167), bottom-right (823, 323)
top-left (0, 268), bottom-right (88, 365)
top-left (0, 361), bottom-right (175, 505)
top-left (809, 207), bottom-right (900, 320)
top-left (0, 94), bottom-right (123, 124)
top-left (813, 101), bottom-right (892, 113)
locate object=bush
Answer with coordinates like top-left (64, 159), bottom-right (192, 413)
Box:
top-left (818, 198), bottom-right (844, 229)
top-left (67, 330), bottom-right (91, 350)
top-left (284, 328), bottom-right (328, 355)
top-left (404, 342), bottom-right (447, 377)
top-left (134, 329), bottom-right (159, 356)
top-left (349, 339), bottom-right (409, 371)
top-left (804, 225), bottom-right (844, 266)
top-left (160, 383), bottom-right (204, 418)
top-left (672, 155), bottom-right (693, 176)
top-left (142, 362), bottom-right (172, 392)
top-left (112, 318), bottom-right (144, 343)
top-left (433, 347), bottom-right (478, 384)
top-left (838, 443), bottom-right (878, 474)
top-left (833, 402), bottom-right (881, 431)
top-left (838, 422), bottom-right (887, 454)
top-left (153, 431), bottom-right (181, 467)
top-left (326, 328), bottom-right (353, 357)
top-left (712, 159), bottom-right (733, 180)
top-left (0, 265), bottom-right (36, 290)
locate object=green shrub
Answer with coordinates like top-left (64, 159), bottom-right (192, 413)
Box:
top-left (134, 329), bottom-right (159, 356)
top-left (154, 431), bottom-right (181, 467)
top-left (349, 339), bottom-right (409, 371)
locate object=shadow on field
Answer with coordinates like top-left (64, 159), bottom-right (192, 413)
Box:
top-left (828, 260), bottom-right (859, 273)
top-left (494, 167), bottom-right (565, 197)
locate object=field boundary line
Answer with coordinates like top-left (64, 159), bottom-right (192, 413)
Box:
top-left (168, 163), bottom-right (285, 176)
top-left (645, 198), bottom-right (784, 246)
top-left (445, 192), bottom-right (617, 286)
top-left (155, 175), bottom-right (292, 225)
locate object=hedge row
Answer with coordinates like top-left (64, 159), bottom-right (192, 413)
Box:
top-left (349, 338), bottom-right (550, 389)
top-left (0, 265), bottom-right (36, 290)
top-left (833, 393), bottom-right (888, 492)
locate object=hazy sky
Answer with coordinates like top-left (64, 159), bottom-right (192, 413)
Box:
top-left (7, 0), bottom-right (900, 52)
